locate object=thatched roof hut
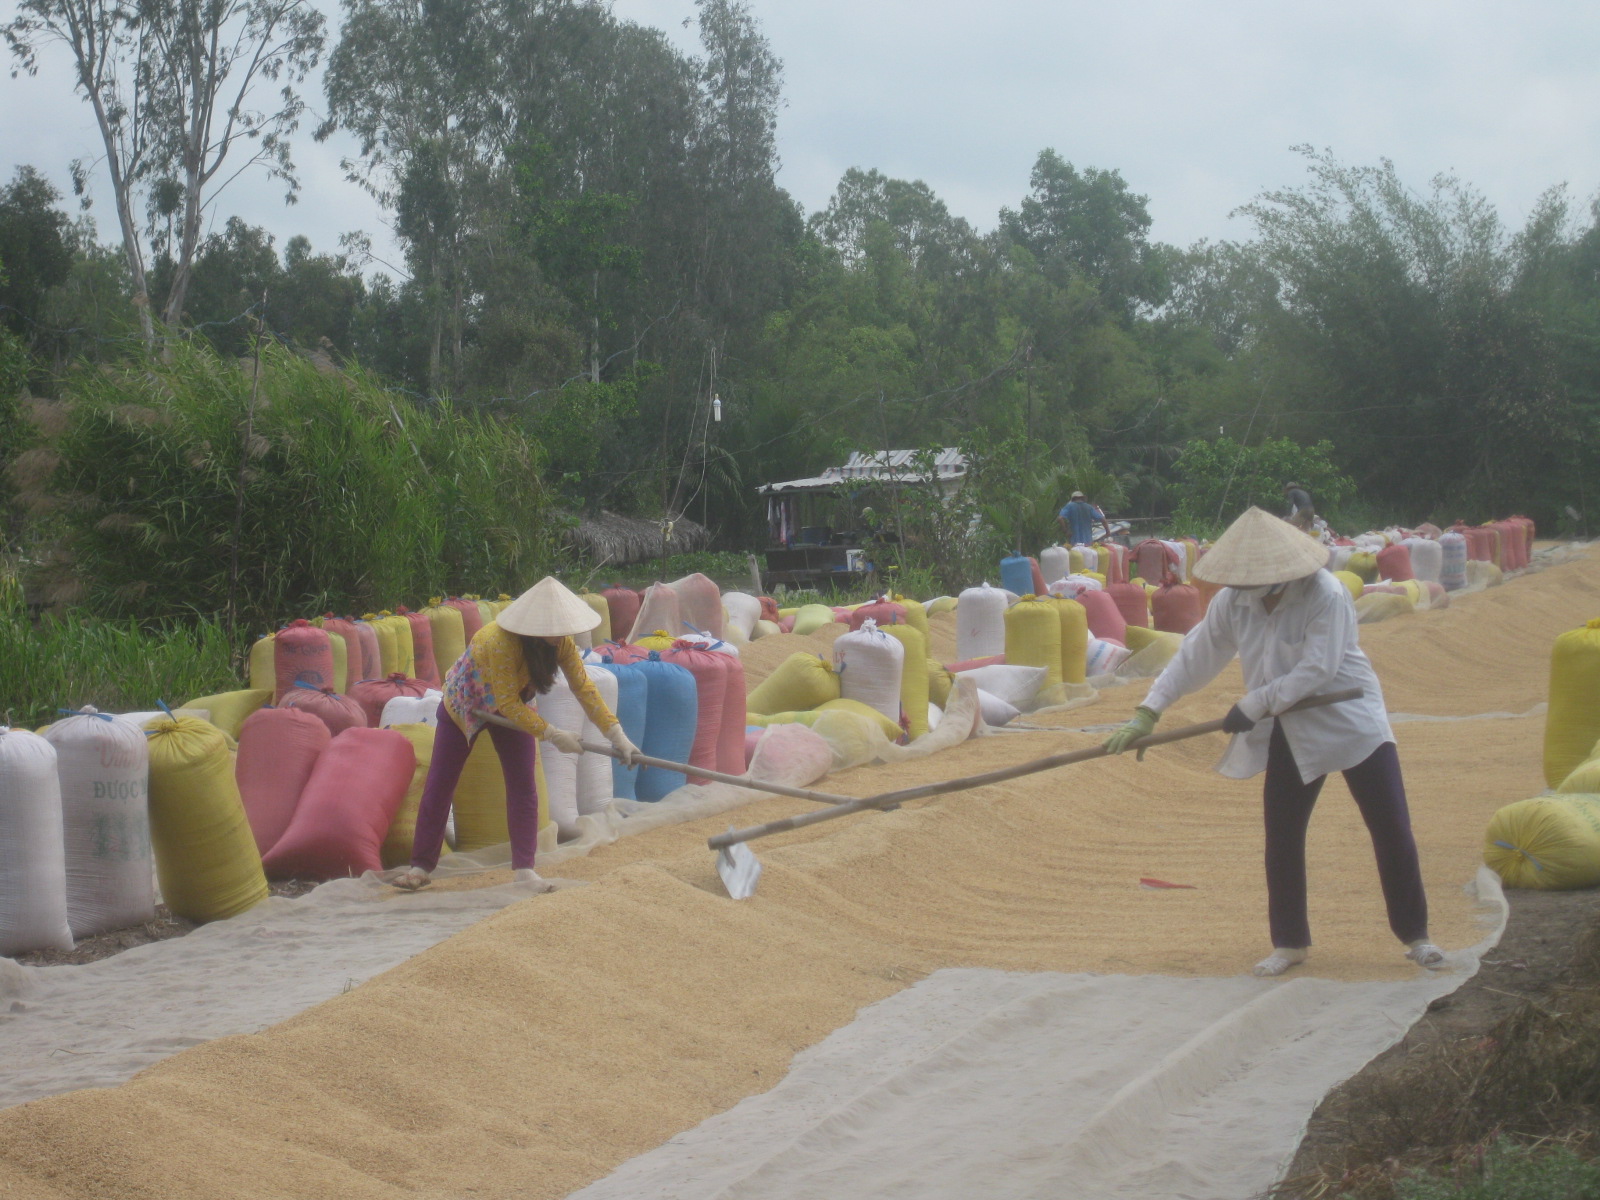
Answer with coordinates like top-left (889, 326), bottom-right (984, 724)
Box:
top-left (562, 510), bottom-right (710, 566)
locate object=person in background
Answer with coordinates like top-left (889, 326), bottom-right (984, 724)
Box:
top-left (392, 576), bottom-right (640, 892)
top-left (1101, 506), bottom-right (1445, 977)
top-left (1057, 490), bottom-right (1108, 545)
top-left (1284, 481), bottom-right (1316, 531)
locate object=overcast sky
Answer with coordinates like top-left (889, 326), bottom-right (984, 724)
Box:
top-left (4, 0), bottom-right (1598, 279)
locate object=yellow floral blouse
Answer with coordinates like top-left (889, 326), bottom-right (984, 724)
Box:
top-left (442, 623), bottom-right (618, 741)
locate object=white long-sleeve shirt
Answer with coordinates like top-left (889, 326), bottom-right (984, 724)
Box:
top-left (1142, 568), bottom-right (1393, 783)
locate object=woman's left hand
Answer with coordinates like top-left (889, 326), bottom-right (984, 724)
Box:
top-left (605, 723), bottom-right (642, 766)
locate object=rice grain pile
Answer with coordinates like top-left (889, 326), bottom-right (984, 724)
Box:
top-left (0, 551), bottom-right (1592, 1200)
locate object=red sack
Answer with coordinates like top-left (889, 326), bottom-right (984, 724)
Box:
top-left (260, 727), bottom-right (414, 880)
top-left (236, 706), bottom-right (329, 856)
top-left (279, 684), bottom-right (366, 738)
top-left (273, 619), bottom-right (334, 703)
top-left (321, 617), bottom-right (369, 684)
top-left (1076, 589), bottom-right (1127, 644)
top-left (1376, 543), bottom-right (1414, 582)
top-left (849, 599), bottom-right (907, 630)
top-left (1107, 581), bottom-right (1151, 629)
top-left (446, 597), bottom-right (483, 642)
top-left (348, 674), bottom-right (432, 728)
top-left (1029, 557), bottom-right (1049, 597)
top-left (659, 642), bottom-right (730, 782)
top-left (602, 587), bottom-right (643, 643)
top-left (759, 596), bottom-right (781, 624)
top-left (398, 608), bottom-right (440, 687)
top-left (1151, 583), bottom-right (1202, 635)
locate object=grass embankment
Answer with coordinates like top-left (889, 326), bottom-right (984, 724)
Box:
top-left (1278, 916), bottom-right (1600, 1199)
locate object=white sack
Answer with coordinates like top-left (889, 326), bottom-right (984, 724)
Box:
top-left (0, 729), bottom-right (73, 955)
top-left (44, 709), bottom-right (155, 938)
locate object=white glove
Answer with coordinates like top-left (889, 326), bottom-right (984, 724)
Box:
top-left (605, 722), bottom-right (642, 766)
top-left (542, 725), bottom-right (583, 756)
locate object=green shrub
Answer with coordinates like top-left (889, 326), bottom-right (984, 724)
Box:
top-left (1168, 436), bottom-right (1355, 538)
top-left (0, 594), bottom-right (237, 729)
top-left (33, 341), bottom-right (553, 629)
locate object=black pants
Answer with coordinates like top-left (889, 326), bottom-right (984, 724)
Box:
top-left (1262, 722), bottom-right (1429, 949)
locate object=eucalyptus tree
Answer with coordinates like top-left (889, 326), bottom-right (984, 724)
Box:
top-left (5, 0), bottom-right (326, 348)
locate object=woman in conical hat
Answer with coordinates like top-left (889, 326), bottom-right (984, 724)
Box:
top-left (1103, 507), bottom-right (1444, 976)
top-left (392, 577), bottom-right (640, 892)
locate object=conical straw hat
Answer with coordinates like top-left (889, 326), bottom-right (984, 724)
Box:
top-left (1192, 506), bottom-right (1330, 587)
top-left (495, 576), bottom-right (601, 638)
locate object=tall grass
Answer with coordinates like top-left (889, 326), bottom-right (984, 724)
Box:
top-left (30, 341), bottom-right (554, 630)
top-left (0, 592), bottom-right (238, 729)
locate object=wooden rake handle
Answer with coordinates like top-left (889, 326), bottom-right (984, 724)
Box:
top-left (471, 708), bottom-right (856, 806)
top-left (706, 688), bottom-right (1365, 851)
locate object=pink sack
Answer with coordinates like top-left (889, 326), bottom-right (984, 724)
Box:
top-left (273, 619), bottom-right (334, 702)
top-left (321, 617), bottom-right (369, 683)
top-left (602, 587), bottom-right (642, 641)
top-left (398, 609), bottom-right (440, 687)
top-left (1107, 581), bottom-right (1151, 629)
top-left (659, 641), bottom-right (731, 781)
top-left (1077, 588), bottom-right (1127, 644)
top-left (279, 684), bottom-right (366, 738)
top-left (1152, 583), bottom-right (1202, 635)
top-left (260, 727), bottom-right (414, 880)
top-left (1376, 543), bottom-right (1414, 582)
top-left (348, 674), bottom-right (431, 728)
top-left (236, 706), bottom-right (330, 857)
top-left (849, 599), bottom-right (906, 630)
top-left (446, 597), bottom-right (483, 642)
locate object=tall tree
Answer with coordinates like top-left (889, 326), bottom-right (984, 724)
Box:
top-left (5, 0), bottom-right (326, 347)
top-left (0, 166), bottom-right (75, 340)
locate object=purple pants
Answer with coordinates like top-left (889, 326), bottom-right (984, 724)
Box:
top-left (1262, 721), bottom-right (1428, 949)
top-left (411, 704), bottom-right (541, 872)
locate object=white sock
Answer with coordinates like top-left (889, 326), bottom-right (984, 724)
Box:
top-left (1253, 947), bottom-right (1308, 977)
top-left (513, 868), bottom-right (555, 891)
top-left (1406, 940), bottom-right (1446, 968)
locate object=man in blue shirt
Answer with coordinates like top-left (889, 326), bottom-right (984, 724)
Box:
top-left (1057, 491), bottom-right (1107, 545)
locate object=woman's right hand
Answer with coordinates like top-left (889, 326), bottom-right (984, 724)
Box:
top-left (542, 726), bottom-right (583, 756)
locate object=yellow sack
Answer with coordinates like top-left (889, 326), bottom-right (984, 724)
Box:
top-left (143, 715), bottom-right (268, 922)
top-left (323, 631), bottom-right (349, 693)
top-left (1123, 624), bottom-right (1172, 653)
top-left (181, 689), bottom-right (272, 740)
top-left (927, 658), bottom-right (955, 708)
top-left (1544, 619), bottom-right (1600, 788)
top-left (882, 623), bottom-right (929, 739)
top-left (747, 653), bottom-right (840, 715)
top-left (1069, 548), bottom-right (1086, 574)
top-left (891, 595), bottom-right (929, 637)
top-left (633, 629), bottom-right (678, 651)
top-left (1050, 596), bottom-right (1088, 685)
top-left (926, 596), bottom-right (958, 617)
top-left (1354, 592), bottom-right (1413, 624)
top-left (579, 593), bottom-right (612, 643)
top-left (446, 728), bottom-right (551, 853)
top-left (816, 698), bottom-right (903, 741)
top-left (1557, 744), bottom-right (1600, 794)
top-left (1466, 560), bottom-right (1503, 589)
top-left (385, 723), bottom-right (434, 868)
top-left (1484, 794), bottom-right (1600, 889)
top-left (1333, 571), bottom-right (1364, 602)
top-left (792, 604), bottom-right (837, 636)
top-left (1004, 597), bottom-right (1063, 690)
top-left (422, 603), bottom-right (468, 681)
top-left (248, 633), bottom-right (275, 692)
top-left (364, 613), bottom-right (399, 677)
top-left (371, 614), bottom-right (416, 681)
top-left (1345, 552), bottom-right (1378, 582)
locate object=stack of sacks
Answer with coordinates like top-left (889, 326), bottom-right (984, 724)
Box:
top-left (366, 612), bottom-right (417, 678)
top-left (350, 673), bottom-right (432, 727)
top-left (536, 667), bottom-right (621, 839)
top-left (661, 640), bottom-right (747, 781)
top-left (395, 608), bottom-right (439, 687)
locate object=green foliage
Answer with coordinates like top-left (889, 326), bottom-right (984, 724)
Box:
top-left (1168, 436), bottom-right (1355, 537)
top-left (0, 166), bottom-right (73, 340)
top-left (34, 340), bottom-right (552, 629)
top-left (0, 588), bottom-right (238, 729)
top-left (1377, 1139), bottom-right (1600, 1200)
